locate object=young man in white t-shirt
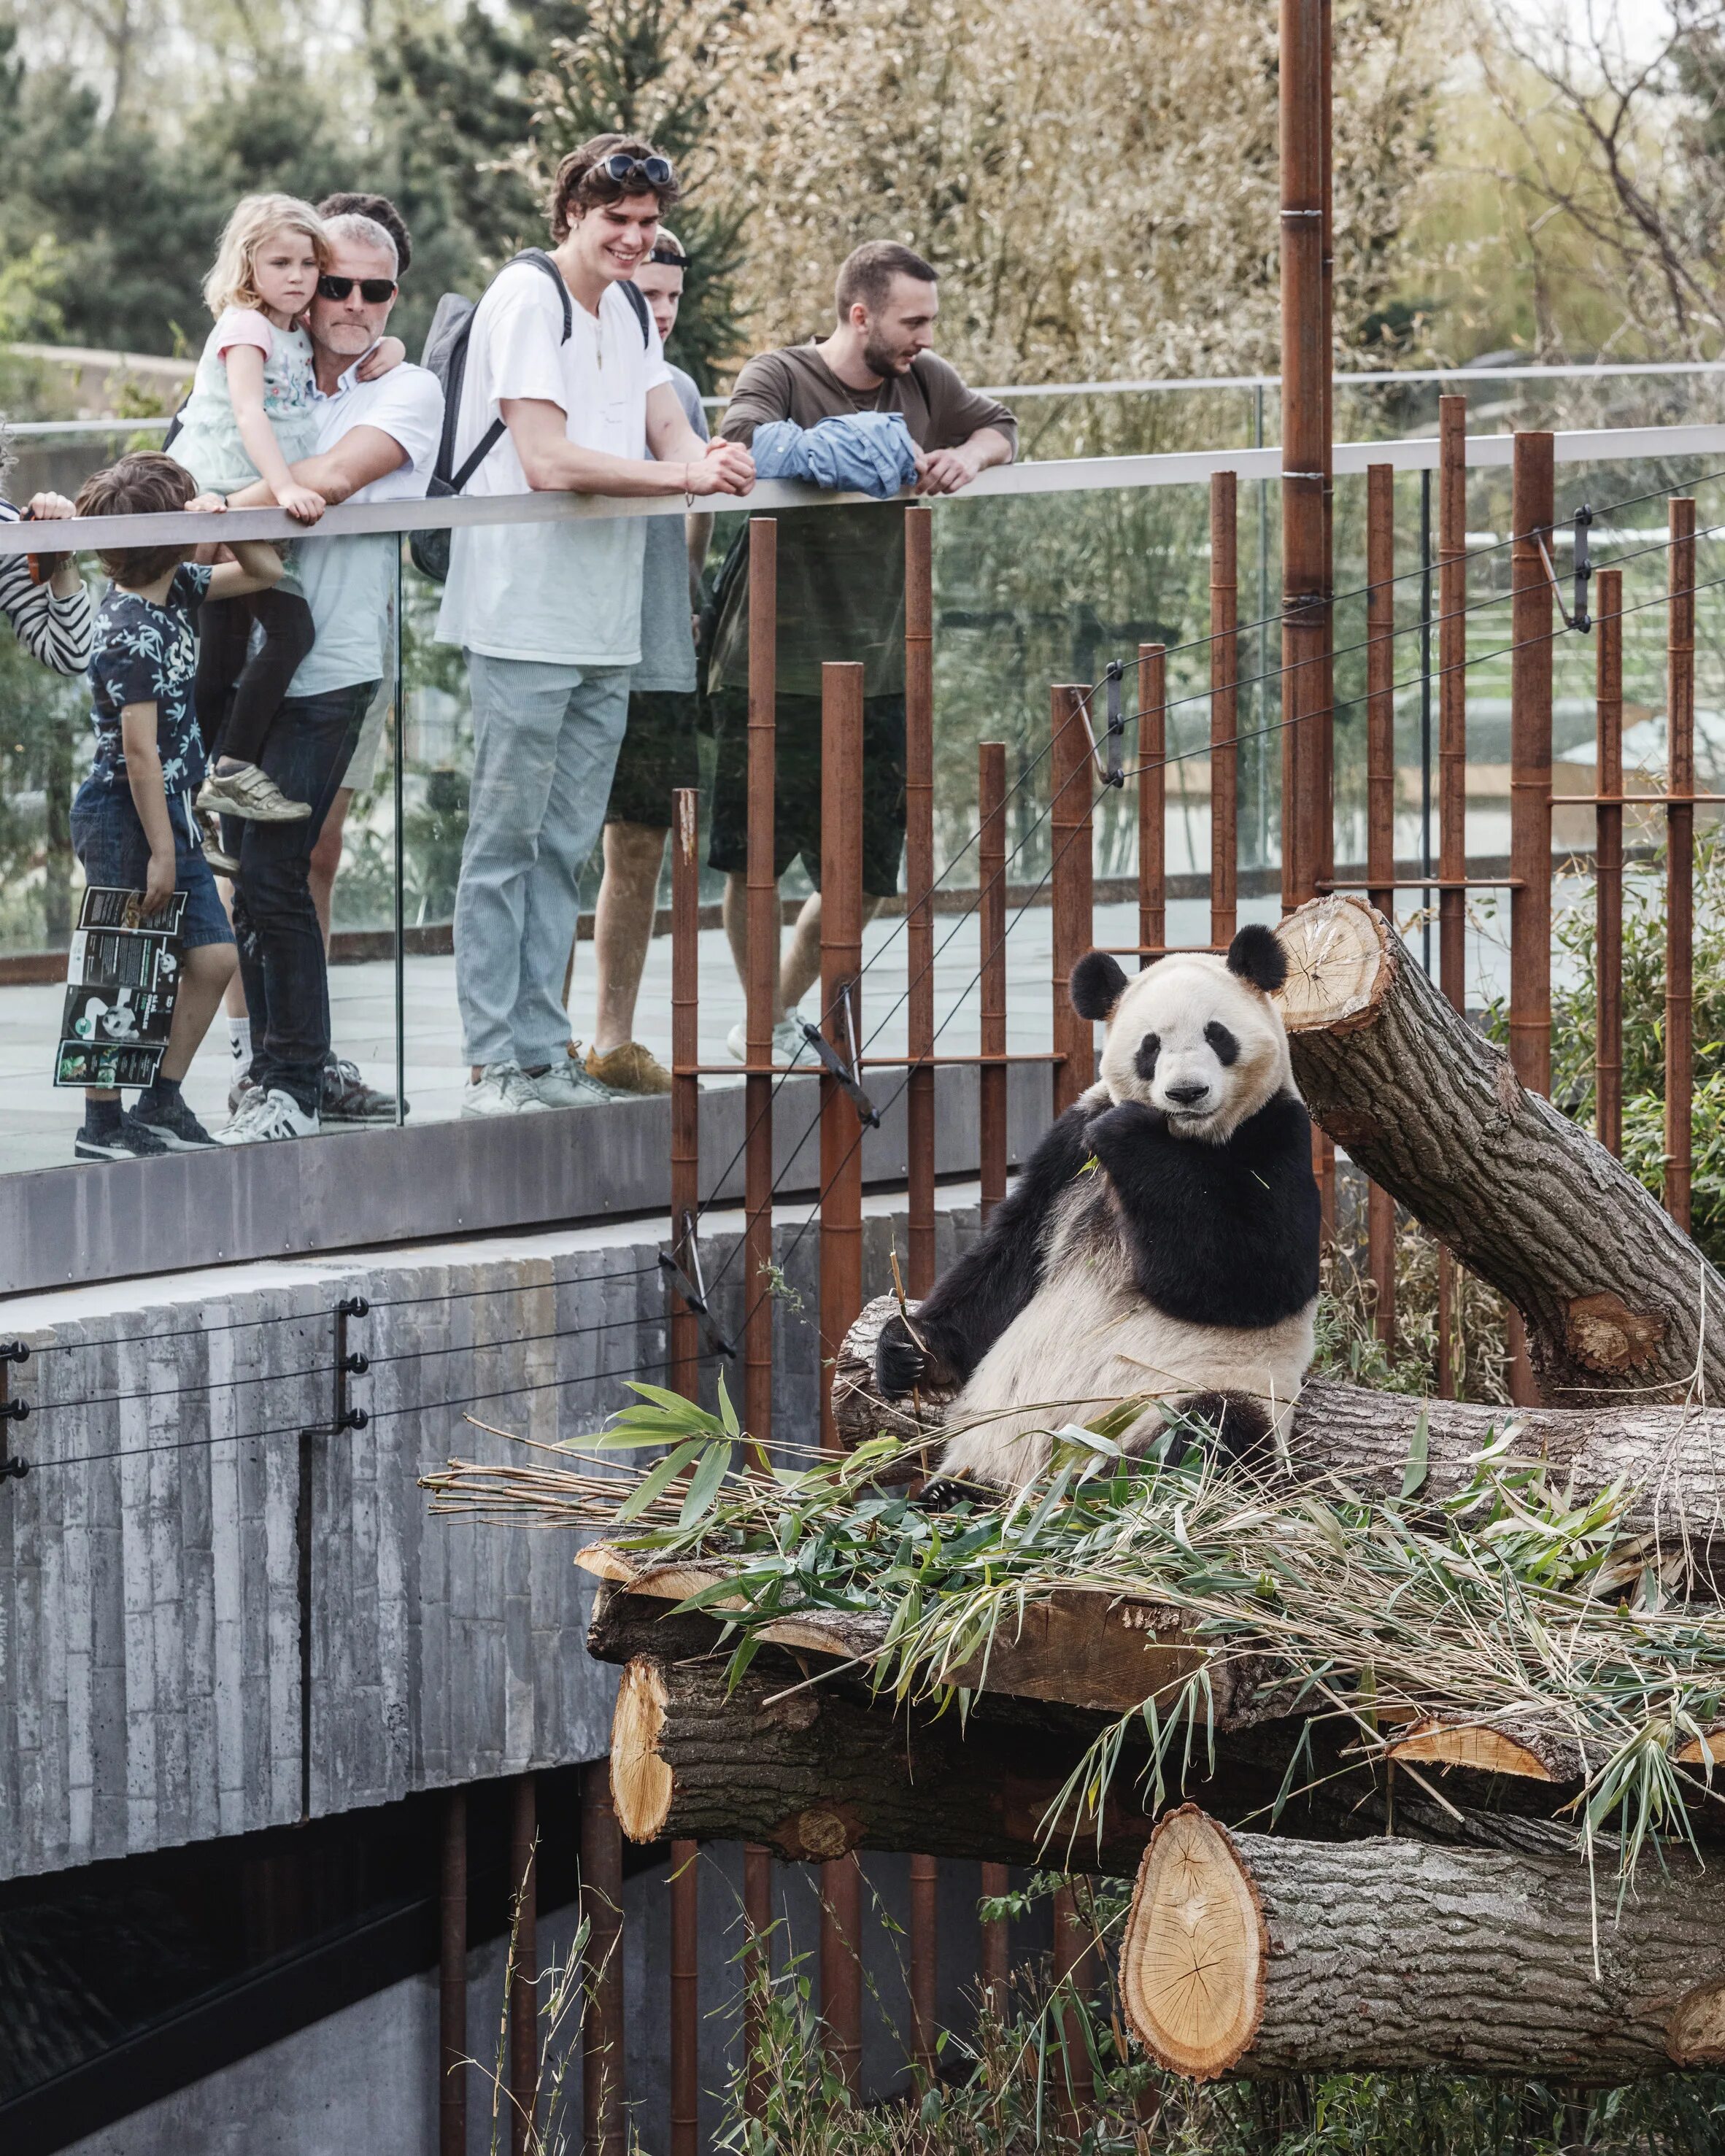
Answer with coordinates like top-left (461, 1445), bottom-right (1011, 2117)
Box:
top-left (438, 134), bottom-right (755, 1118)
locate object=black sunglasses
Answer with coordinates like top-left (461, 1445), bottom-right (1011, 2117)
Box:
top-left (597, 152), bottom-right (675, 189)
top-left (317, 274), bottom-right (398, 303)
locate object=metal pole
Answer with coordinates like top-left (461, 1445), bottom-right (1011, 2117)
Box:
top-left (1595, 568), bottom-right (1624, 1158)
top-left (1364, 463), bottom-right (1396, 1347)
top-left (978, 1861), bottom-right (1010, 2011)
top-left (905, 506), bottom-right (937, 1297)
top-left (509, 1771), bottom-right (538, 2156)
top-left (439, 1788), bottom-right (467, 2156)
top-left (670, 787), bottom-right (701, 1396)
top-left (1210, 475), bottom-right (1238, 946)
top-left (1419, 470), bottom-right (1434, 975)
top-left (1051, 1882), bottom-right (1095, 2130)
top-left (743, 1844), bottom-right (773, 2119)
top-left (819, 659), bottom-right (866, 2093)
top-left (979, 743), bottom-right (1008, 1220)
top-left (1667, 498), bottom-right (1697, 1232)
top-left (670, 1840), bottom-right (699, 2156)
top-left (1138, 644), bottom-right (1166, 965)
top-left (1508, 430), bottom-right (1554, 1407)
top-left (908, 1851), bottom-right (938, 2078)
top-left (1437, 395), bottom-right (1468, 1399)
top-left (581, 1761), bottom-right (626, 2156)
top-left (1050, 685), bottom-right (1096, 1112)
top-left (744, 519), bottom-right (778, 1459)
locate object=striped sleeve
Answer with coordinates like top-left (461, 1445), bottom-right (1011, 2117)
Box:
top-left (0, 505), bottom-right (95, 676)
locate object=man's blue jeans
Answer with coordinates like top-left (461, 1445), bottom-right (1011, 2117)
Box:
top-left (231, 680), bottom-right (375, 1116)
top-left (452, 654), bottom-right (630, 1069)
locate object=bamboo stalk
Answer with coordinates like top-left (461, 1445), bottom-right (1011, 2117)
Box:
top-left (1365, 463), bottom-right (1397, 1345)
top-left (906, 506), bottom-right (937, 1297)
top-left (1211, 473), bottom-right (1239, 946)
top-left (1051, 684), bottom-right (1096, 1112)
top-left (1137, 643), bottom-right (1167, 969)
top-left (1667, 498), bottom-right (1697, 1232)
top-left (979, 743), bottom-right (1008, 1221)
top-left (670, 789), bottom-right (701, 1396)
top-left (1595, 568), bottom-right (1624, 1158)
top-left (670, 1840), bottom-right (699, 2156)
top-left (745, 519), bottom-right (777, 1454)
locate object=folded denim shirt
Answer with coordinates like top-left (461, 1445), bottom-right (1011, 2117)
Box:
top-left (750, 412), bottom-right (920, 499)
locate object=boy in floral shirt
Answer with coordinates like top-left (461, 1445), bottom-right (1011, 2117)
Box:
top-left (69, 453), bottom-right (283, 1160)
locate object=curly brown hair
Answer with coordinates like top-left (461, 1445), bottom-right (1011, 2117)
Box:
top-left (547, 134), bottom-right (680, 243)
top-left (75, 454), bottom-right (200, 587)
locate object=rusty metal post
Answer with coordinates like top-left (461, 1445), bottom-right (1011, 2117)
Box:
top-left (909, 1851), bottom-right (938, 2076)
top-left (744, 519), bottom-right (778, 1457)
top-left (1667, 499), bottom-right (1697, 1232)
top-left (581, 1761), bottom-right (626, 2156)
top-left (743, 1844), bottom-right (773, 2118)
top-left (978, 1861), bottom-right (1010, 2010)
top-left (1595, 568), bottom-right (1624, 1158)
top-left (670, 787), bottom-right (701, 1395)
top-left (1280, 0), bottom-right (1332, 912)
top-left (903, 517), bottom-right (943, 2037)
top-left (1051, 1882), bottom-right (1095, 2130)
top-left (1437, 397), bottom-right (1470, 1397)
top-left (1364, 463), bottom-right (1397, 1345)
top-left (1138, 644), bottom-right (1166, 966)
top-left (906, 506), bottom-right (937, 1297)
top-left (509, 1772), bottom-right (538, 2156)
top-left (1050, 685), bottom-right (1096, 1112)
top-left (670, 1840), bottom-right (699, 2156)
top-left (1508, 431), bottom-right (1555, 1405)
top-left (440, 1788), bottom-right (467, 2156)
top-left (819, 660), bottom-right (866, 2093)
top-left (1211, 474), bottom-right (1239, 946)
top-left (979, 743), bottom-right (1008, 1221)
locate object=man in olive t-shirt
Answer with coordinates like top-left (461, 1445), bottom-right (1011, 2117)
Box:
top-left (704, 241), bottom-right (1016, 1062)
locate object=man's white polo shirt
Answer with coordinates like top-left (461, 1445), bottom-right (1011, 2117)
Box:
top-left (289, 358), bottom-right (444, 700)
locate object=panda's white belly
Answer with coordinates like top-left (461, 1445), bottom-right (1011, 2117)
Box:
top-left (935, 1197), bottom-right (1316, 1491)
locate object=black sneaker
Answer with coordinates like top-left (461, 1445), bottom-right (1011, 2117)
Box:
top-left (321, 1055), bottom-right (402, 1124)
top-left (134, 1093), bottom-right (217, 1151)
top-left (75, 1112), bottom-right (169, 1162)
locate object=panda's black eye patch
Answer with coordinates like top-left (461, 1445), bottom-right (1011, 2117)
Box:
top-left (1204, 1021), bottom-right (1240, 1066)
top-left (1134, 1033), bottom-right (1161, 1081)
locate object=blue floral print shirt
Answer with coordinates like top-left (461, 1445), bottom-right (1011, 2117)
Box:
top-left (88, 564), bottom-right (214, 793)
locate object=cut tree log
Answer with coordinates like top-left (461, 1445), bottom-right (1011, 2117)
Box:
top-left (1277, 893), bottom-right (1725, 1406)
top-left (1121, 1804), bottom-right (1725, 2082)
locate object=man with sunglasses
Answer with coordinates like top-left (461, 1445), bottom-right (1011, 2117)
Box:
top-left (437, 135), bottom-right (754, 1120)
top-left (217, 209), bottom-right (444, 1143)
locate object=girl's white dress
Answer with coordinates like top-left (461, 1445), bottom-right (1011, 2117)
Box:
top-left (169, 308), bottom-right (320, 497)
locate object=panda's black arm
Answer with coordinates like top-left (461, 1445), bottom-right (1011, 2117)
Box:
top-left (1084, 1094), bottom-right (1321, 1329)
top-left (876, 1101), bottom-right (1094, 1394)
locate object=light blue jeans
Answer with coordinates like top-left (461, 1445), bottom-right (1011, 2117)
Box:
top-left (453, 653), bottom-right (630, 1068)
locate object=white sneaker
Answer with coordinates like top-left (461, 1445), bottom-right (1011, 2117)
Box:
top-left (727, 1017), bottom-right (812, 1068)
top-left (522, 1051), bottom-right (617, 1109)
top-left (461, 1062), bottom-right (552, 1118)
top-left (215, 1085), bottom-right (320, 1145)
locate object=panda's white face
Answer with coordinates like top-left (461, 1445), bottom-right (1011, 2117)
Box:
top-left (1097, 954), bottom-right (1292, 1143)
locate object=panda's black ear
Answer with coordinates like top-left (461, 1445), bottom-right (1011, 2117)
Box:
top-left (1226, 923), bottom-right (1287, 994)
top-left (1070, 950), bottom-right (1129, 1022)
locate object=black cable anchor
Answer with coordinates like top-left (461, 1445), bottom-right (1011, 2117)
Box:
top-left (1103, 660), bottom-right (1125, 787)
top-left (0, 1341), bottom-right (29, 1482)
top-left (1535, 510), bottom-right (1594, 635)
top-left (659, 1214), bottom-right (736, 1360)
top-left (800, 981), bottom-right (880, 1127)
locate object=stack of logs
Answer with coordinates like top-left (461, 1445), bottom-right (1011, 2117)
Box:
top-left (583, 898), bottom-right (1725, 2084)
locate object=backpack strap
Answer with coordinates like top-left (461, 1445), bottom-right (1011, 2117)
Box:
top-left (620, 277), bottom-right (651, 348)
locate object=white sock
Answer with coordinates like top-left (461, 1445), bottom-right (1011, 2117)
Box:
top-left (228, 1016), bottom-right (251, 1070)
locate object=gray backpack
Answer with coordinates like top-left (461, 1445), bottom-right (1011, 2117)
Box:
top-left (411, 250), bottom-right (649, 582)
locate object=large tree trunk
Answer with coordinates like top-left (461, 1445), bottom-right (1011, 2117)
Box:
top-left (1121, 1806), bottom-right (1725, 2082)
top-left (1278, 894), bottom-right (1725, 1405)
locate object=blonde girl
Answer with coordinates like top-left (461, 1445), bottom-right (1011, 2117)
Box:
top-left (171, 196), bottom-right (396, 825)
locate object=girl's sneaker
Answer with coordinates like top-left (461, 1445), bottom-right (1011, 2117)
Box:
top-left (198, 808), bottom-right (239, 876)
top-left (726, 1017), bottom-right (812, 1068)
top-left (133, 1092), bottom-right (217, 1151)
top-left (198, 762), bottom-right (312, 822)
top-left (74, 1110), bottom-right (168, 1162)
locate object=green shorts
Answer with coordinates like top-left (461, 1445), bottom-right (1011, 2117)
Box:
top-left (706, 687), bottom-right (906, 898)
top-left (603, 689), bottom-right (701, 830)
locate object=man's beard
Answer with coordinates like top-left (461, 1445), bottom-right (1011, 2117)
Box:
top-left (862, 332), bottom-right (914, 379)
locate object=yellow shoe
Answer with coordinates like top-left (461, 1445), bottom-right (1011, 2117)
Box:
top-left (582, 1040), bottom-right (674, 1096)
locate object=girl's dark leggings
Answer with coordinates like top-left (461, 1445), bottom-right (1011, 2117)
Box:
top-left (194, 586), bottom-right (317, 766)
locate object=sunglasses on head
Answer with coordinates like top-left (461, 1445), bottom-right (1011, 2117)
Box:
top-left (317, 274), bottom-right (398, 303)
top-left (596, 152), bottom-right (675, 189)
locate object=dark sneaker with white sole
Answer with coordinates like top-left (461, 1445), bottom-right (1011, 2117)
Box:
top-left (321, 1056), bottom-right (401, 1124)
top-left (75, 1112), bottom-right (169, 1162)
top-left (134, 1094), bottom-right (217, 1150)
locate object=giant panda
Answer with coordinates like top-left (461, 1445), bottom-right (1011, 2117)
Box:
top-left (875, 923), bottom-right (1321, 1492)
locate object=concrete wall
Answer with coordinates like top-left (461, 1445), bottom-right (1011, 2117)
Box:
top-left (0, 1194), bottom-right (984, 1883)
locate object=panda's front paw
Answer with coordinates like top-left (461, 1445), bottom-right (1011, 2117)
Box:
top-left (1084, 1099), bottom-right (1165, 1157)
top-left (876, 1314), bottom-right (928, 1398)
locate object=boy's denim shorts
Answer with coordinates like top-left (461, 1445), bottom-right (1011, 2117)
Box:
top-left (69, 776), bottom-right (234, 951)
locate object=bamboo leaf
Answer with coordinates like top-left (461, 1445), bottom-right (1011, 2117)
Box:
top-left (1400, 1407), bottom-right (1430, 1500)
